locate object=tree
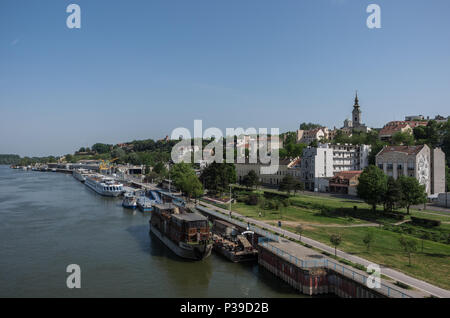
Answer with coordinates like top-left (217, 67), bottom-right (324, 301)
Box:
top-left (333, 130), bottom-right (351, 144)
top-left (398, 236), bottom-right (418, 266)
top-left (242, 170), bottom-right (259, 189)
top-left (330, 234), bottom-right (342, 258)
top-left (65, 154), bottom-right (75, 163)
top-left (398, 176), bottom-right (427, 214)
top-left (384, 177), bottom-right (403, 212)
top-left (153, 162), bottom-right (167, 175)
top-left (392, 131), bottom-right (415, 146)
top-left (279, 175), bottom-right (296, 194)
top-left (92, 143), bottom-right (112, 154)
top-left (180, 173), bottom-right (204, 201)
top-left (309, 139), bottom-right (318, 147)
top-left (367, 141), bottom-right (386, 165)
top-left (169, 163), bottom-right (203, 200)
top-left (199, 162), bottom-right (237, 196)
top-left (357, 165), bottom-right (388, 212)
top-left (299, 122), bottom-right (321, 130)
top-left (363, 231), bottom-right (374, 251)
top-left (293, 180), bottom-right (305, 193)
top-left (111, 148), bottom-right (126, 162)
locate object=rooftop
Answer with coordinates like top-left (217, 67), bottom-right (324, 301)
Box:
top-left (377, 145), bottom-right (426, 156)
top-left (172, 212), bottom-right (208, 222)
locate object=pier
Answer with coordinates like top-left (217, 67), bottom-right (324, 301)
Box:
top-left (196, 205), bottom-right (424, 298)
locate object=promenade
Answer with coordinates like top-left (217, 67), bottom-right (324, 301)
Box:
top-left (199, 201), bottom-right (450, 298)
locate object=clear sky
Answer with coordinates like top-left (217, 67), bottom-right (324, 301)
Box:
top-left (1, 0), bottom-right (449, 157)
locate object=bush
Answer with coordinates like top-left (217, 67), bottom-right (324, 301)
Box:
top-left (246, 194), bottom-right (259, 206)
top-left (263, 191), bottom-right (290, 200)
top-left (410, 217), bottom-right (441, 227)
top-left (394, 281), bottom-right (411, 290)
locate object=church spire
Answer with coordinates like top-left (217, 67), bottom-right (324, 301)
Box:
top-left (354, 90), bottom-right (359, 107)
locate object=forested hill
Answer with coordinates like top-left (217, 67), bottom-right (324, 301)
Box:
top-left (0, 154), bottom-right (21, 165)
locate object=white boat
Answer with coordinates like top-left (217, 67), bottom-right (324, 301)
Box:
top-left (85, 174), bottom-right (124, 197)
top-left (73, 168), bottom-right (91, 183)
top-left (122, 193), bottom-right (137, 209)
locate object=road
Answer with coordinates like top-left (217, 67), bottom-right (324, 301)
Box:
top-left (199, 201), bottom-right (450, 298)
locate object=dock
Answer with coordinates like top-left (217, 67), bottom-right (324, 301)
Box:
top-left (196, 204), bottom-right (425, 298)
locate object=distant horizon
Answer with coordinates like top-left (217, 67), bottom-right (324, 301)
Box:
top-left (2, 0), bottom-right (450, 157)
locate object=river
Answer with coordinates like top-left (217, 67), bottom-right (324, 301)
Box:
top-left (0, 165), bottom-right (306, 297)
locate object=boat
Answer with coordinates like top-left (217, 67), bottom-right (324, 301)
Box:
top-left (149, 203), bottom-right (212, 260)
top-left (72, 168), bottom-right (91, 183)
top-left (211, 219), bottom-right (258, 262)
top-left (122, 193), bottom-right (137, 209)
top-left (137, 196), bottom-right (153, 212)
top-left (84, 174), bottom-right (124, 197)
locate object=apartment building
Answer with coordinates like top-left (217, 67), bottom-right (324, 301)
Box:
top-left (375, 145), bottom-right (446, 195)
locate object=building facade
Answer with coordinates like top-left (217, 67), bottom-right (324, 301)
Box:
top-left (235, 158), bottom-right (301, 187)
top-left (300, 147), bottom-right (333, 191)
top-left (296, 127), bottom-right (329, 145)
top-left (300, 143), bottom-right (370, 192)
top-left (318, 143), bottom-right (371, 173)
top-left (375, 145), bottom-right (446, 195)
top-left (329, 170), bottom-right (363, 196)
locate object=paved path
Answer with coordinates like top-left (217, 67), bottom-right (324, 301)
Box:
top-left (199, 201), bottom-right (450, 298)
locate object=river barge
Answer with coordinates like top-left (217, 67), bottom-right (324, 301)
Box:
top-left (149, 203), bottom-right (212, 260)
top-left (211, 219), bottom-right (258, 262)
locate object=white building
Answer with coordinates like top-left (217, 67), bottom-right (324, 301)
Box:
top-left (235, 158), bottom-right (301, 187)
top-left (300, 143), bottom-right (371, 192)
top-left (300, 147), bottom-right (333, 191)
top-left (319, 143), bottom-right (371, 172)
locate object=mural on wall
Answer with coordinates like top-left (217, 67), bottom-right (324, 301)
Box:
top-left (417, 153), bottom-right (430, 193)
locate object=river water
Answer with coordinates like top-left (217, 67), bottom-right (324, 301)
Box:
top-left (0, 166), bottom-right (306, 297)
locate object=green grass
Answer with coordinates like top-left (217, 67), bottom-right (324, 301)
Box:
top-left (409, 210), bottom-right (450, 223)
top-left (285, 225), bottom-right (450, 290)
top-left (231, 201), bottom-right (367, 225)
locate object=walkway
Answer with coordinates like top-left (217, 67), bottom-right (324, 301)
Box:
top-left (199, 201), bottom-right (450, 298)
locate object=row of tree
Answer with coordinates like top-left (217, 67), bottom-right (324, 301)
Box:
top-left (357, 165), bottom-right (427, 214)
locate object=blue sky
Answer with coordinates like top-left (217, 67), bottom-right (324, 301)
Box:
top-left (1, 0), bottom-right (449, 156)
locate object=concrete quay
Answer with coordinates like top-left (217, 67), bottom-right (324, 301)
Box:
top-left (197, 203), bottom-right (432, 298)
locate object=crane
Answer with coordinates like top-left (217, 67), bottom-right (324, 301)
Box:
top-left (99, 158), bottom-right (119, 172)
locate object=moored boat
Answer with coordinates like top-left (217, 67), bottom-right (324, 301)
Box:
top-left (84, 174), bottom-right (124, 197)
top-left (72, 168), bottom-right (91, 183)
top-left (137, 196), bottom-right (153, 212)
top-left (122, 193), bottom-right (137, 209)
top-left (149, 203), bottom-right (212, 260)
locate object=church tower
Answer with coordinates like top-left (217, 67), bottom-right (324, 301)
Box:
top-left (352, 91), bottom-right (362, 128)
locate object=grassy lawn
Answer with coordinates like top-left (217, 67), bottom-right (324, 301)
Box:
top-left (284, 225), bottom-right (450, 290)
top-left (409, 210), bottom-right (450, 223)
top-left (231, 201), bottom-right (366, 226)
